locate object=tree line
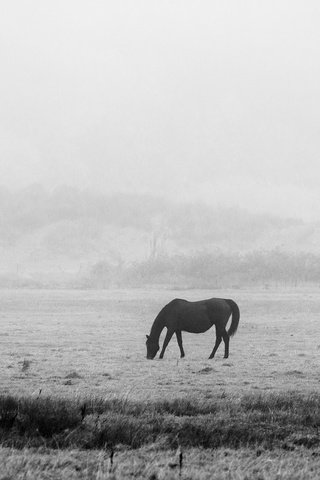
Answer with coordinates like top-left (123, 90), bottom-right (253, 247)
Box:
top-left (85, 250), bottom-right (320, 289)
top-left (1, 249), bottom-right (319, 288)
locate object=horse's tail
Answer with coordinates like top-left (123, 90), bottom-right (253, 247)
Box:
top-left (225, 299), bottom-right (240, 337)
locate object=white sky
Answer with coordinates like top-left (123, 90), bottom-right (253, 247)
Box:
top-left (1, 1), bottom-right (320, 219)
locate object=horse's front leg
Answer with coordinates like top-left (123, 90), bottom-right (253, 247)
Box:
top-left (176, 330), bottom-right (185, 358)
top-left (159, 329), bottom-right (174, 359)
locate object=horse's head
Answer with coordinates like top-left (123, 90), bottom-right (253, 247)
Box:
top-left (146, 335), bottom-right (159, 359)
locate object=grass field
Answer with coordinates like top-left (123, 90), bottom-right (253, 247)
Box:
top-left (1, 287), bottom-right (320, 478)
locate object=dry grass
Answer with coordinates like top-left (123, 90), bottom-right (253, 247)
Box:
top-left (1, 287), bottom-right (320, 478)
top-left (0, 445), bottom-right (320, 479)
top-left (0, 287), bottom-right (319, 400)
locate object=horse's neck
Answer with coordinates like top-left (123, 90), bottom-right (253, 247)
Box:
top-left (150, 315), bottom-right (166, 342)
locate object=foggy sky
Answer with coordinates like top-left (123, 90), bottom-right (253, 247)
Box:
top-left (1, 1), bottom-right (320, 219)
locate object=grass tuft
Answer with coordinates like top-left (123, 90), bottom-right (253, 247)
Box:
top-left (1, 392), bottom-right (320, 450)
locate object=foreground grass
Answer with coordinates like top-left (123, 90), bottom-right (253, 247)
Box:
top-left (1, 392), bottom-right (320, 451)
top-left (1, 446), bottom-right (320, 480)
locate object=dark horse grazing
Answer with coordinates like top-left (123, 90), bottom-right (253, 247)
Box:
top-left (146, 298), bottom-right (240, 359)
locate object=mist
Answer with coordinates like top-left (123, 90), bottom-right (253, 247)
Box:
top-left (1, 1), bottom-right (320, 220)
top-left (2, 1), bottom-right (320, 287)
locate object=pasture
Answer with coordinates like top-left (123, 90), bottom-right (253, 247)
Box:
top-left (1, 287), bottom-right (320, 478)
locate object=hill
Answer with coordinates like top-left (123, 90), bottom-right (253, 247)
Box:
top-left (1, 185), bottom-right (320, 286)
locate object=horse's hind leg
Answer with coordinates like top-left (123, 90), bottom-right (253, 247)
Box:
top-left (159, 329), bottom-right (174, 359)
top-left (176, 330), bottom-right (185, 358)
top-left (222, 328), bottom-right (230, 359)
top-left (209, 327), bottom-right (222, 359)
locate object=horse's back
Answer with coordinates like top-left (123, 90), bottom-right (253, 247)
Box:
top-left (162, 297), bottom-right (230, 333)
top-left (166, 297), bottom-right (230, 312)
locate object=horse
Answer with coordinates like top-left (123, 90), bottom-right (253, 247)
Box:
top-left (146, 297), bottom-right (240, 360)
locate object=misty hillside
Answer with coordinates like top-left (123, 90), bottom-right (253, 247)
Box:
top-left (0, 185), bottom-right (318, 280)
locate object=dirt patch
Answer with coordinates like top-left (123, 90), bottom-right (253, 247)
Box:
top-left (284, 370), bottom-right (305, 377)
top-left (198, 367), bottom-right (214, 374)
top-left (65, 371), bottom-right (83, 379)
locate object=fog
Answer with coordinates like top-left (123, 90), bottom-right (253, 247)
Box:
top-left (1, 1), bottom-right (320, 220)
